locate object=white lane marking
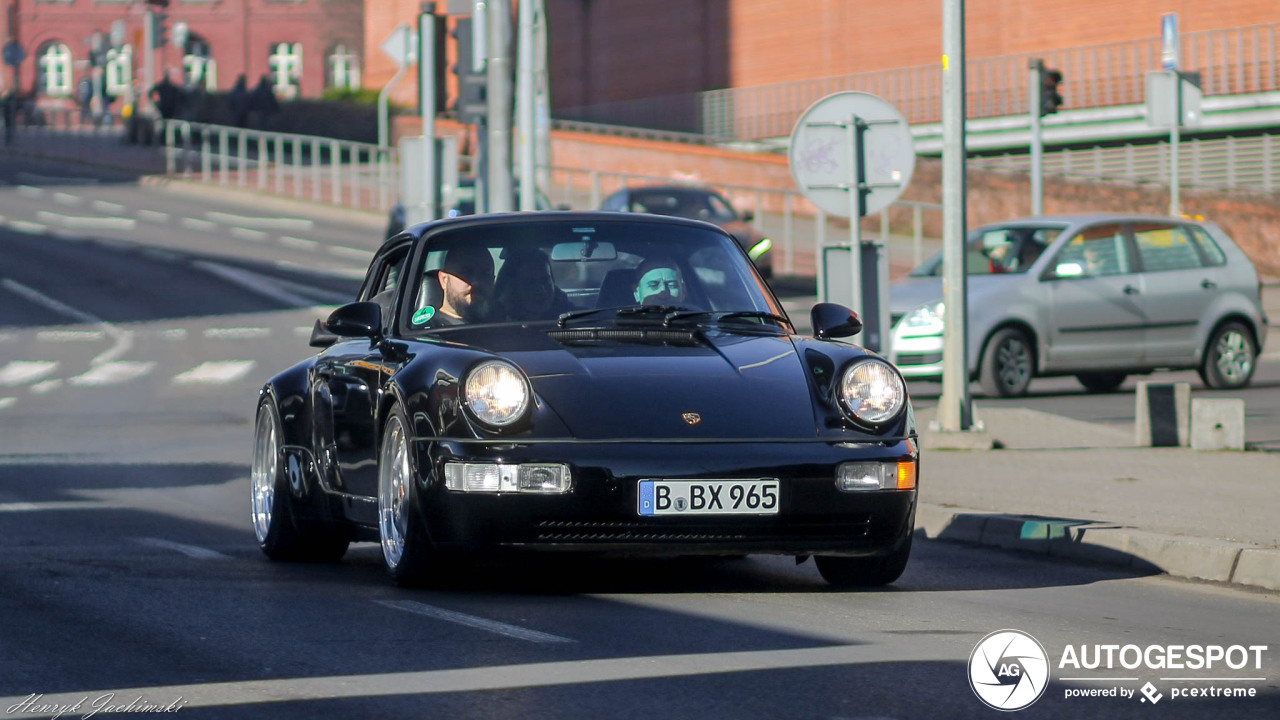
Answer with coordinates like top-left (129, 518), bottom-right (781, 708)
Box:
top-left (180, 217), bottom-right (219, 232)
top-left (279, 235), bottom-right (319, 251)
top-left (0, 398), bottom-right (14, 410)
top-left (159, 328), bottom-right (188, 340)
top-left (29, 379), bottom-right (63, 394)
top-left (328, 245), bottom-right (370, 260)
top-left (16, 185), bottom-right (42, 198)
top-left (35, 211), bottom-right (138, 231)
top-left (138, 209), bottom-right (170, 223)
top-left (67, 361), bottom-right (155, 387)
top-left (7, 220), bottom-right (48, 234)
top-left (374, 599), bottom-right (576, 644)
top-left (0, 500), bottom-right (105, 512)
top-left (53, 192), bottom-right (81, 206)
top-left (193, 260), bottom-right (349, 306)
top-left (2, 279), bottom-right (134, 365)
top-left (92, 200), bottom-right (126, 214)
top-left (275, 260), bottom-right (368, 281)
top-left (37, 329), bottom-right (106, 342)
top-left (0, 361), bottom-right (59, 386)
top-left (0, 643), bottom-right (954, 713)
top-left (204, 211), bottom-right (314, 231)
top-left (203, 327), bottom-right (271, 340)
top-left (173, 360), bottom-right (256, 385)
top-left (230, 227), bottom-right (268, 242)
top-left (135, 537), bottom-right (231, 560)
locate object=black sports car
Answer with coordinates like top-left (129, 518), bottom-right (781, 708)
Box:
top-left (251, 212), bottom-right (918, 587)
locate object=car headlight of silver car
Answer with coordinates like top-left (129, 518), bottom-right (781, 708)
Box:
top-left (463, 360), bottom-right (531, 428)
top-left (898, 301), bottom-right (945, 337)
top-left (838, 359), bottom-right (907, 427)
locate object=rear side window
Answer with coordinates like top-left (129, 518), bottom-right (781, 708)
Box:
top-left (1189, 226), bottom-right (1228, 266)
top-left (1132, 223), bottom-right (1204, 272)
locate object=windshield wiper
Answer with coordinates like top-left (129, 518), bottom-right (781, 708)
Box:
top-left (662, 310), bottom-right (789, 328)
top-left (556, 304), bottom-right (691, 327)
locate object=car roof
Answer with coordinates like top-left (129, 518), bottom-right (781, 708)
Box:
top-left (617, 184), bottom-right (720, 197)
top-left (983, 212), bottom-right (1204, 227)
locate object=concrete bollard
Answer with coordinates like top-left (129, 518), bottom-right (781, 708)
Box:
top-left (1135, 381), bottom-right (1190, 447)
top-left (1190, 398), bottom-right (1247, 451)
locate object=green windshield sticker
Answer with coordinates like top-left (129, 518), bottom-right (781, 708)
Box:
top-left (412, 306), bottom-right (436, 325)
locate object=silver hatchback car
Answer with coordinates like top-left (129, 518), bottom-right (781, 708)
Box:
top-left (888, 214), bottom-right (1269, 397)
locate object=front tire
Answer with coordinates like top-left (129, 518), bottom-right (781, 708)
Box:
top-left (979, 328), bottom-right (1034, 397)
top-left (1199, 321), bottom-right (1257, 389)
top-left (251, 399), bottom-right (349, 562)
top-left (815, 535), bottom-right (912, 588)
top-left (378, 405), bottom-right (437, 586)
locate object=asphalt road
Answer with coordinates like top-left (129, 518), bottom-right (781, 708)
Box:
top-left (1, 160), bottom-right (1277, 718)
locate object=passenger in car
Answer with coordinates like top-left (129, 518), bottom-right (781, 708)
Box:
top-left (633, 257), bottom-right (686, 305)
top-left (494, 247), bottom-right (568, 321)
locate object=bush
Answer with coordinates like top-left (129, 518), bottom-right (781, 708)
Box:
top-left (320, 88), bottom-right (384, 106)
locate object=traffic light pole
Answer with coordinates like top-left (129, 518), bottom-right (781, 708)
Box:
top-left (419, 3), bottom-right (438, 222)
top-left (486, 0), bottom-right (513, 213)
top-left (938, 0), bottom-right (972, 434)
top-left (1170, 68), bottom-right (1181, 216)
top-left (1028, 59), bottom-right (1043, 215)
top-left (143, 11), bottom-right (155, 115)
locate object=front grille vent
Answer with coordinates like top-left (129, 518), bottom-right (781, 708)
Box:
top-left (533, 518), bottom-right (871, 543)
top-left (546, 328), bottom-right (700, 346)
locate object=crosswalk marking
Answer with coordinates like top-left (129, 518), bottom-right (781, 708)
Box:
top-left (92, 200), bottom-right (126, 214)
top-left (180, 217), bottom-right (219, 232)
top-left (53, 192), bottom-right (81, 206)
top-left (230, 227), bottom-right (268, 242)
top-left (279, 235), bottom-right (319, 251)
top-left (37, 329), bottom-right (107, 342)
top-left (67, 361), bottom-right (155, 387)
top-left (159, 328), bottom-right (188, 340)
top-left (203, 327), bottom-right (271, 340)
top-left (0, 397), bottom-right (15, 410)
top-left (173, 361), bottom-right (256, 385)
top-left (0, 361), bottom-right (59, 386)
top-left (30, 379), bottom-right (64, 394)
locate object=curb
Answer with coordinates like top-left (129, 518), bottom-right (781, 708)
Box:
top-left (916, 503), bottom-right (1280, 592)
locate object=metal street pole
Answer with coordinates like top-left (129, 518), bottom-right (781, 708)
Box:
top-left (419, 3), bottom-right (438, 222)
top-left (143, 10), bottom-right (155, 115)
top-left (847, 115), bottom-right (864, 322)
top-left (516, 0), bottom-right (535, 211)
top-left (938, 0), bottom-right (972, 432)
top-left (1029, 58), bottom-right (1043, 215)
top-left (1170, 69), bottom-right (1181, 216)
top-left (486, 0), bottom-right (513, 213)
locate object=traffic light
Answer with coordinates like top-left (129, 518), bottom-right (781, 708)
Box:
top-left (1040, 68), bottom-right (1064, 116)
top-left (148, 11), bottom-right (168, 49)
top-left (450, 18), bottom-right (487, 125)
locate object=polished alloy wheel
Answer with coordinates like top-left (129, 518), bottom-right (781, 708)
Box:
top-left (995, 336), bottom-right (1031, 390)
top-left (378, 415), bottom-right (411, 569)
top-left (1214, 328), bottom-right (1253, 384)
top-left (251, 403), bottom-right (277, 544)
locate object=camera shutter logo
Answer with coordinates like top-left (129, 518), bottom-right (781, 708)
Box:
top-left (969, 629), bottom-right (1051, 711)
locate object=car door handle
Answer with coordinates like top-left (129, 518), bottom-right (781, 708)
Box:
top-left (1123, 285), bottom-right (1140, 295)
top-left (1201, 279), bottom-right (1218, 290)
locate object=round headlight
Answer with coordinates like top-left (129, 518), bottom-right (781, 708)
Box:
top-left (839, 359), bottom-right (906, 426)
top-left (464, 361), bottom-right (530, 427)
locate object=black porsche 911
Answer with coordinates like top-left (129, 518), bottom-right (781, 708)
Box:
top-left (251, 212), bottom-right (919, 587)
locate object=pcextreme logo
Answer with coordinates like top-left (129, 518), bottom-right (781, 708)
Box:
top-left (968, 629), bottom-right (1051, 711)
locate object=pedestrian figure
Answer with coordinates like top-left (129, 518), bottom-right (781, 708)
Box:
top-left (247, 75), bottom-right (280, 129)
top-left (2, 91), bottom-right (15, 146)
top-left (228, 75), bottom-right (249, 127)
top-left (149, 72), bottom-right (182, 121)
top-left (77, 76), bottom-right (93, 125)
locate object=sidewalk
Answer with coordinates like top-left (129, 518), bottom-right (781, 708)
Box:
top-left (915, 406), bottom-right (1280, 592)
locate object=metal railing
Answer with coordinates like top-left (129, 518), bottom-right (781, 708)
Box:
top-left (163, 121), bottom-right (399, 212)
top-left (972, 134), bottom-right (1280, 193)
top-left (698, 22), bottom-right (1280, 141)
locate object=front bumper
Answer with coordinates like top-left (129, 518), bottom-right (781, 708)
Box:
top-left (409, 439), bottom-right (917, 557)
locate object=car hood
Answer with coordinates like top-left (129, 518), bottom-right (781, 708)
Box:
top-left (440, 326), bottom-right (819, 439)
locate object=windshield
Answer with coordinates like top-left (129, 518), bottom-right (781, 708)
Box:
top-left (625, 189), bottom-right (739, 224)
top-left (909, 224), bottom-right (1066, 277)
top-left (403, 219), bottom-right (783, 332)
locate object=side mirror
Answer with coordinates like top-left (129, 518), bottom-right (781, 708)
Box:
top-left (811, 303), bottom-right (863, 340)
top-left (308, 319), bottom-right (339, 348)
top-left (325, 302), bottom-right (382, 340)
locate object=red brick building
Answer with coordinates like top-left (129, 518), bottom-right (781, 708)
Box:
top-left (3, 0), bottom-right (363, 103)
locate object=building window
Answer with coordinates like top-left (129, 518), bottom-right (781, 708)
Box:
top-left (328, 44), bottom-right (360, 90)
top-left (183, 35), bottom-right (217, 91)
top-left (105, 45), bottom-right (132, 96)
top-left (37, 42), bottom-right (74, 96)
top-left (268, 42), bottom-right (302, 98)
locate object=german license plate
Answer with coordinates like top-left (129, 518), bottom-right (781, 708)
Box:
top-left (638, 479), bottom-right (780, 516)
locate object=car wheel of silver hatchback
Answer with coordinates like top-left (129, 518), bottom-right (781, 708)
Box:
top-left (1200, 322), bottom-right (1257, 390)
top-left (980, 328), bottom-right (1033, 398)
top-left (378, 406), bottom-right (432, 586)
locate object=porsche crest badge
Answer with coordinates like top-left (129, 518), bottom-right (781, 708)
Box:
top-left (681, 412), bottom-right (702, 426)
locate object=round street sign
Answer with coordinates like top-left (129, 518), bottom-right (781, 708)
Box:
top-left (788, 92), bottom-right (916, 219)
top-left (2, 41), bottom-right (26, 68)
